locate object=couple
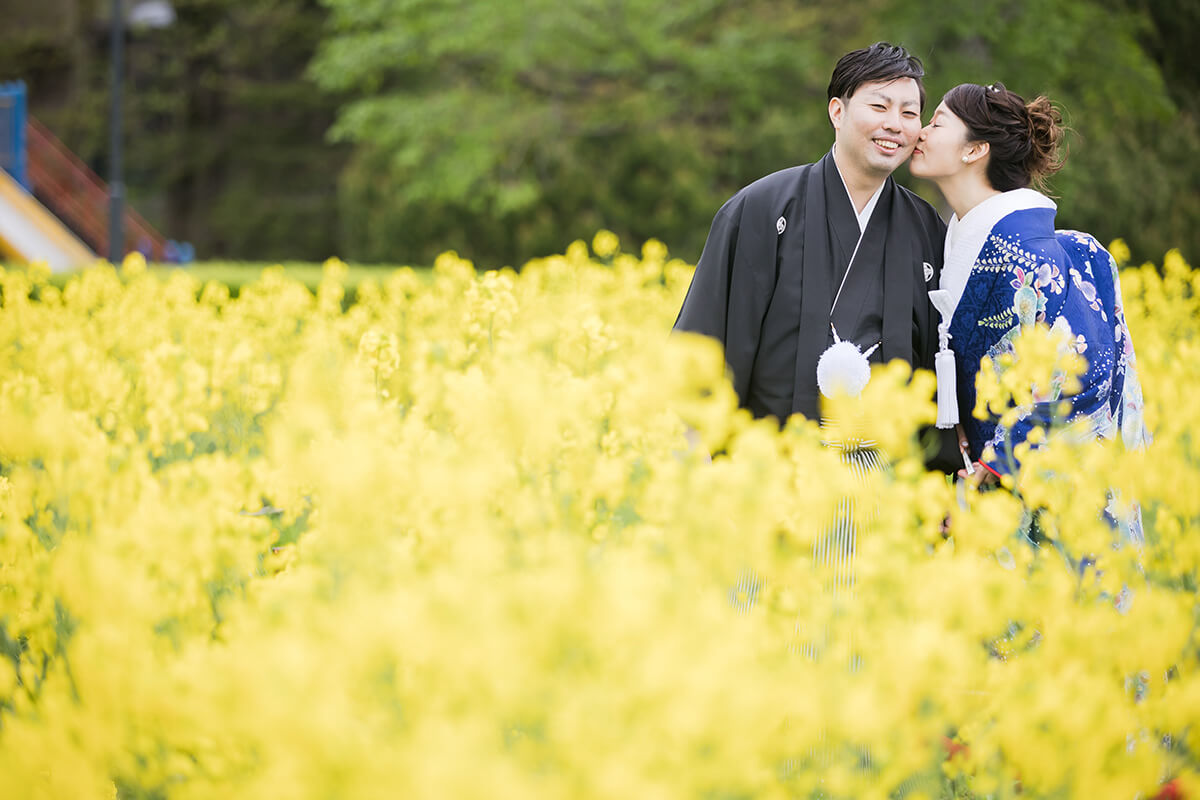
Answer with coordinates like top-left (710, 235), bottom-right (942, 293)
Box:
top-left (674, 42), bottom-right (1147, 480)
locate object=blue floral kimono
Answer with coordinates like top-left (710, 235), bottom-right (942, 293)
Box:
top-left (928, 189), bottom-right (1148, 479)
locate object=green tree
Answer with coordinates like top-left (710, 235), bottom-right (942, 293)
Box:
top-left (312, 0), bottom-right (858, 266)
top-left (871, 0), bottom-right (1199, 262)
top-left (315, 0), bottom-right (1197, 267)
top-left (0, 0), bottom-right (347, 261)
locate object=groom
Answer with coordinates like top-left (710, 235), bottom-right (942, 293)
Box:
top-left (674, 42), bottom-right (951, 466)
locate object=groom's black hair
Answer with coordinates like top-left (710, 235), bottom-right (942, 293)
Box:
top-left (827, 42), bottom-right (927, 110)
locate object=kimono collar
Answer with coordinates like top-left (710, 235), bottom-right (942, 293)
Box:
top-left (939, 188), bottom-right (1056, 313)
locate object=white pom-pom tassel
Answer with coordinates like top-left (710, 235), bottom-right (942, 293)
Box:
top-left (817, 328), bottom-right (877, 399)
top-left (928, 289), bottom-right (959, 429)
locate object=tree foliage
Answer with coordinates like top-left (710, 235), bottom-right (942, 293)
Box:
top-left (314, 0), bottom-right (1199, 267)
top-left (1, 0), bottom-right (1196, 264)
top-left (312, 0), bottom-right (854, 265)
top-left (870, 0), bottom-right (1200, 265)
top-left (0, 0), bottom-right (346, 261)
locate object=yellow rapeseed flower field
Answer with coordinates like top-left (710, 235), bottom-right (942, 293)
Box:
top-left (0, 238), bottom-right (1196, 799)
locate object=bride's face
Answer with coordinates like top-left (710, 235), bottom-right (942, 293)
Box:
top-left (909, 101), bottom-right (973, 180)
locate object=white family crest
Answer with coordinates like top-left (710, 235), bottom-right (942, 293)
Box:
top-left (776, 216), bottom-right (787, 235)
top-left (923, 261), bottom-right (935, 283)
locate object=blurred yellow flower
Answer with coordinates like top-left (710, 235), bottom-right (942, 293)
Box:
top-left (591, 229), bottom-right (620, 258)
top-left (0, 237), bottom-right (1192, 799)
top-left (1108, 238), bottom-right (1131, 266)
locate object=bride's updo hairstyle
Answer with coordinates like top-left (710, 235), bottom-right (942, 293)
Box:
top-left (944, 82), bottom-right (1065, 192)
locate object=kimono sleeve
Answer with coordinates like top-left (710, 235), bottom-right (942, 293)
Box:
top-left (673, 199), bottom-right (774, 406)
top-left (976, 321), bottom-right (1059, 479)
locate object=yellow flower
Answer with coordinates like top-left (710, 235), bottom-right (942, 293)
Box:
top-left (1108, 237), bottom-right (1131, 265)
top-left (0, 241), bottom-right (1192, 798)
top-left (120, 249), bottom-right (147, 276)
top-left (641, 238), bottom-right (668, 263)
top-left (591, 229), bottom-right (620, 258)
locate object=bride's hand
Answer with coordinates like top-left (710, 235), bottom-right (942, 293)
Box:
top-left (953, 426), bottom-right (998, 488)
top-left (957, 462), bottom-right (998, 488)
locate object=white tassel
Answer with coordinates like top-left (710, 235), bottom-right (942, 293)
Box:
top-left (928, 289), bottom-right (959, 429)
top-left (934, 347), bottom-right (959, 428)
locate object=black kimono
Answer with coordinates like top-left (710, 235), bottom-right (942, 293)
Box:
top-left (675, 151), bottom-right (946, 425)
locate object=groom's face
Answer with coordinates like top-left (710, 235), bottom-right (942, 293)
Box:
top-left (829, 78), bottom-right (923, 182)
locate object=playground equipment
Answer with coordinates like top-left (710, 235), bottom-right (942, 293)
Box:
top-left (0, 166), bottom-right (95, 272)
top-left (0, 81), bottom-right (173, 271)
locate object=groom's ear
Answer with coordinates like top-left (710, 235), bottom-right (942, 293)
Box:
top-left (829, 97), bottom-right (845, 131)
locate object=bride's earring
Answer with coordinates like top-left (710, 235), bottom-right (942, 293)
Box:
top-left (961, 155), bottom-right (969, 163)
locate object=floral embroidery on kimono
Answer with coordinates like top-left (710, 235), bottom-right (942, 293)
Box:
top-left (935, 190), bottom-right (1149, 479)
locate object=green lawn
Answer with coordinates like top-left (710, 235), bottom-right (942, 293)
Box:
top-left (14, 260), bottom-right (432, 296)
top-left (145, 261), bottom-right (427, 293)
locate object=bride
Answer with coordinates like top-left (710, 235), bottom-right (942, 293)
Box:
top-left (908, 82), bottom-right (1148, 484)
